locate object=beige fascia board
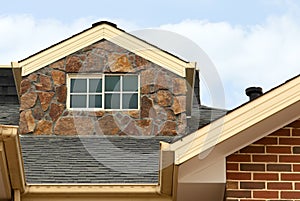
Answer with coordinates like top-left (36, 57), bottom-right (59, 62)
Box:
top-left (170, 76), bottom-right (300, 165)
top-left (0, 142), bottom-right (12, 200)
top-left (0, 63), bottom-right (22, 98)
top-left (0, 63), bottom-right (22, 69)
top-left (24, 184), bottom-right (161, 195)
top-left (160, 141), bottom-right (171, 150)
top-left (14, 189), bottom-right (20, 201)
top-left (0, 65), bottom-right (12, 68)
top-left (19, 24), bottom-right (194, 77)
top-left (20, 26), bottom-right (107, 76)
top-left (185, 67), bottom-right (196, 116)
top-left (11, 62), bottom-right (21, 68)
top-left (22, 184), bottom-right (172, 201)
top-left (0, 125), bottom-right (18, 140)
top-left (0, 125), bottom-right (26, 193)
top-left (103, 26), bottom-right (195, 77)
top-left (11, 62), bottom-right (22, 98)
top-left (159, 150), bottom-right (174, 195)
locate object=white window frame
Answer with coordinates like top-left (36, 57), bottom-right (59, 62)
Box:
top-left (66, 74), bottom-right (140, 111)
top-left (103, 74), bottom-right (140, 110)
top-left (67, 74), bottom-right (103, 110)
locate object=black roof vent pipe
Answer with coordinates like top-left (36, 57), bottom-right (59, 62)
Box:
top-left (245, 87), bottom-right (263, 101)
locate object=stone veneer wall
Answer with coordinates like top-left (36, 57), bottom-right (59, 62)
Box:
top-left (19, 40), bottom-right (187, 136)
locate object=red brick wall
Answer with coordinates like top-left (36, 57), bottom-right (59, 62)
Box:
top-left (226, 120), bottom-right (300, 200)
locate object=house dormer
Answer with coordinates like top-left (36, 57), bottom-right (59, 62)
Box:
top-left (12, 21), bottom-right (197, 136)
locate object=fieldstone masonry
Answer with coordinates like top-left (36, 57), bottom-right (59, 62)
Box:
top-left (19, 40), bottom-right (187, 136)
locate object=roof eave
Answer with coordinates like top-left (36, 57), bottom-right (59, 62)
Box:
top-left (162, 76), bottom-right (300, 201)
top-left (22, 184), bottom-right (171, 201)
top-left (0, 65), bottom-right (12, 68)
top-left (170, 75), bottom-right (300, 165)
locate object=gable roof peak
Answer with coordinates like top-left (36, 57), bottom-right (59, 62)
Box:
top-left (17, 21), bottom-right (195, 77)
top-left (92, 21), bottom-right (117, 28)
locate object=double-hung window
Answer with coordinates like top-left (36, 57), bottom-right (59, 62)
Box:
top-left (68, 74), bottom-right (139, 110)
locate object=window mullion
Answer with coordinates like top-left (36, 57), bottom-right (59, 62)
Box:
top-left (87, 78), bottom-right (89, 108)
top-left (120, 75), bottom-right (123, 109)
top-left (138, 74), bottom-right (140, 109)
top-left (69, 74), bottom-right (138, 110)
top-left (103, 75), bottom-right (105, 109)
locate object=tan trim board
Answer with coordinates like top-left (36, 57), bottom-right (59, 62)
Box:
top-left (14, 189), bottom-right (20, 201)
top-left (19, 23), bottom-right (195, 77)
top-left (0, 125), bottom-right (25, 193)
top-left (169, 76), bottom-right (300, 164)
top-left (0, 142), bottom-right (11, 200)
top-left (24, 184), bottom-right (160, 194)
top-left (0, 63), bottom-right (21, 68)
top-left (171, 166), bottom-right (179, 201)
top-left (5, 133), bottom-right (26, 192)
top-left (159, 149), bottom-right (174, 196)
top-left (22, 184), bottom-right (172, 201)
top-left (22, 195), bottom-right (171, 201)
top-left (11, 62), bottom-right (22, 99)
top-left (0, 65), bottom-right (12, 68)
top-left (0, 125), bottom-right (18, 140)
top-left (185, 67), bottom-right (196, 116)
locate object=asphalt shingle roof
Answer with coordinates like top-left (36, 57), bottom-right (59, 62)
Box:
top-left (14, 105), bottom-right (227, 184)
top-left (188, 105), bottom-right (227, 133)
top-left (20, 136), bottom-right (173, 184)
top-left (0, 68), bottom-right (19, 125)
top-left (0, 68), bottom-right (18, 104)
top-left (0, 103), bottom-right (19, 125)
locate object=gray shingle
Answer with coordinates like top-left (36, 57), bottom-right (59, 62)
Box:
top-left (0, 68), bottom-right (19, 125)
top-left (187, 105), bottom-right (227, 133)
top-left (0, 68), bottom-right (18, 104)
top-left (0, 103), bottom-right (19, 125)
top-left (20, 135), bottom-right (173, 184)
top-left (18, 105), bottom-right (226, 184)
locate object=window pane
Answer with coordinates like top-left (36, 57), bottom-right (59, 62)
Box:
top-left (123, 75), bottom-right (138, 91)
top-left (71, 79), bottom-right (87, 93)
top-left (89, 95), bottom-right (102, 108)
top-left (105, 76), bottom-right (120, 91)
top-left (89, 79), bottom-right (102, 93)
top-left (70, 95), bottom-right (86, 108)
top-left (105, 93), bottom-right (120, 109)
top-left (123, 94), bottom-right (138, 109)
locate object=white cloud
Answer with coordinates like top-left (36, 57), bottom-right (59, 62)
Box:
top-left (0, 15), bottom-right (138, 64)
top-left (1, 14), bottom-right (300, 109)
top-left (159, 16), bottom-right (300, 108)
top-left (0, 15), bottom-right (87, 63)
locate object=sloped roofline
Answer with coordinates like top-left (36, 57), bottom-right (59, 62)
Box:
top-left (13, 21), bottom-right (195, 77)
top-left (167, 74), bottom-right (300, 165)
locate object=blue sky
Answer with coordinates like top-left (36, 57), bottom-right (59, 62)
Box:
top-left (0, 0), bottom-right (292, 26)
top-left (1, 0), bottom-right (300, 109)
